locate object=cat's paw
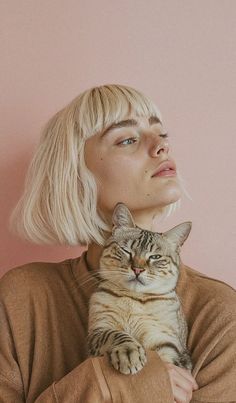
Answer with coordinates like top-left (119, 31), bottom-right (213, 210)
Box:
top-left (158, 348), bottom-right (193, 371)
top-left (173, 354), bottom-right (193, 371)
top-left (109, 342), bottom-right (147, 375)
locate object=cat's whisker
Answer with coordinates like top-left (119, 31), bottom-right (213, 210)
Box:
top-left (78, 273), bottom-right (103, 288)
top-left (79, 278), bottom-right (97, 288)
top-left (98, 270), bottom-right (130, 277)
top-left (99, 270), bottom-right (132, 280)
top-left (78, 271), bottom-right (98, 281)
top-left (78, 271), bottom-right (97, 281)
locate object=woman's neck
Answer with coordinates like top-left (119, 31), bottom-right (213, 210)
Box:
top-left (85, 208), bottom-right (163, 271)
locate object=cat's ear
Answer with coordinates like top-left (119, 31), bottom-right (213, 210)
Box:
top-left (112, 202), bottom-right (135, 229)
top-left (163, 222), bottom-right (192, 247)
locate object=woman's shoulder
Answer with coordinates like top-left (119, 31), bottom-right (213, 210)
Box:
top-left (0, 258), bottom-right (74, 300)
top-left (183, 263), bottom-right (235, 296)
top-left (180, 262), bottom-right (236, 324)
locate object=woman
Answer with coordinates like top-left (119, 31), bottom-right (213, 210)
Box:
top-left (1, 84), bottom-right (235, 403)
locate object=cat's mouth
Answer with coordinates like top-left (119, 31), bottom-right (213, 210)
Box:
top-left (129, 276), bottom-right (146, 285)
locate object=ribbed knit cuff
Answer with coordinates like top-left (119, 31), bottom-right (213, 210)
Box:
top-left (97, 350), bottom-right (174, 403)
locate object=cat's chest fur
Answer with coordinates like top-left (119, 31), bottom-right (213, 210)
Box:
top-left (89, 288), bottom-right (183, 349)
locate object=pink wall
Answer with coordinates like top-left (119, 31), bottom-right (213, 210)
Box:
top-left (1, 1), bottom-right (235, 287)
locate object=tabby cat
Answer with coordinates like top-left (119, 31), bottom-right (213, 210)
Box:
top-left (88, 202), bottom-right (193, 375)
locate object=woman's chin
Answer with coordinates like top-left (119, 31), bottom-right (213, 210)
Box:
top-left (152, 182), bottom-right (182, 207)
top-left (148, 175), bottom-right (181, 203)
top-left (163, 188), bottom-right (182, 205)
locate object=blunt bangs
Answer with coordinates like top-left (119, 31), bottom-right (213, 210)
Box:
top-left (75, 85), bottom-right (163, 141)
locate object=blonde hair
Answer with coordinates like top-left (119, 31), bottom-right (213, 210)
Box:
top-left (9, 84), bottom-right (186, 247)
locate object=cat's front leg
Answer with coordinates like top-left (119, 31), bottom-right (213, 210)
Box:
top-left (156, 343), bottom-right (193, 371)
top-left (110, 339), bottom-right (147, 375)
top-left (88, 327), bottom-right (147, 374)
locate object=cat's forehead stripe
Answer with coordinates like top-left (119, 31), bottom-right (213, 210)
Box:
top-left (130, 239), bottom-right (136, 249)
top-left (139, 231), bottom-right (149, 250)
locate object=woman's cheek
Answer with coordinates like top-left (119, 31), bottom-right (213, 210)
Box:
top-left (97, 158), bottom-right (127, 183)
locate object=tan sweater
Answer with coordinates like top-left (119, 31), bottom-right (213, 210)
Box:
top-left (0, 251), bottom-right (236, 403)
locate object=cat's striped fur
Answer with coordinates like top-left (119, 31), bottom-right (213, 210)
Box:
top-left (88, 203), bottom-right (193, 375)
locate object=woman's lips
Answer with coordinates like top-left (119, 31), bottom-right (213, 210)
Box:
top-left (153, 169), bottom-right (176, 177)
top-left (151, 160), bottom-right (177, 177)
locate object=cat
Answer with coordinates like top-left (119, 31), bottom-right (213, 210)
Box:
top-left (88, 202), bottom-right (193, 375)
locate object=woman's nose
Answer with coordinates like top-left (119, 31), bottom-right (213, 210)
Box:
top-left (150, 137), bottom-right (169, 157)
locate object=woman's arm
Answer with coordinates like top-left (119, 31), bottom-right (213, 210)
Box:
top-left (191, 322), bottom-right (236, 402)
top-left (0, 351), bottom-right (175, 402)
top-left (35, 352), bottom-right (174, 403)
top-left (0, 272), bottom-right (176, 403)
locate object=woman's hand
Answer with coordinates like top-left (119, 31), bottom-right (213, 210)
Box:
top-left (163, 362), bottom-right (199, 403)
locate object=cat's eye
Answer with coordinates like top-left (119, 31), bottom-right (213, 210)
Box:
top-left (121, 248), bottom-right (131, 256)
top-left (149, 254), bottom-right (162, 260)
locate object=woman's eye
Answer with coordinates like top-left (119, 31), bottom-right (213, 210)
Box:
top-left (160, 133), bottom-right (169, 139)
top-left (116, 132), bottom-right (168, 146)
top-left (117, 137), bottom-right (138, 146)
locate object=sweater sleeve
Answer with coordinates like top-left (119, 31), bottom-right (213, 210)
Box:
top-left (0, 350), bottom-right (174, 402)
top-left (0, 267), bottom-right (174, 403)
top-left (35, 351), bottom-right (173, 403)
top-left (0, 279), bottom-right (173, 402)
top-left (191, 323), bottom-right (236, 402)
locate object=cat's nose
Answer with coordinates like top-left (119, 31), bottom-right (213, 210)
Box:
top-left (132, 267), bottom-right (145, 276)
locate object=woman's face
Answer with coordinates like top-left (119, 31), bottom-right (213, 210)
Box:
top-left (84, 115), bottom-right (182, 224)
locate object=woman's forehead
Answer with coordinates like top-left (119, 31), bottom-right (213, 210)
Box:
top-left (81, 100), bottom-right (163, 140)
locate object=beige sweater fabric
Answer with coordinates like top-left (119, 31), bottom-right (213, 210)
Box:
top-left (0, 251), bottom-right (236, 403)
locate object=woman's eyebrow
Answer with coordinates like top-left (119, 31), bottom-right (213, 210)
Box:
top-left (100, 116), bottom-right (161, 138)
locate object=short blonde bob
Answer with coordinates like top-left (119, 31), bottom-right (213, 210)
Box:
top-left (9, 84), bottom-right (184, 247)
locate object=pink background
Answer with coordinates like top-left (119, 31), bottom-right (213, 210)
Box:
top-left (1, 1), bottom-right (235, 287)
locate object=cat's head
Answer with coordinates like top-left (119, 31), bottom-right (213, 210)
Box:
top-left (99, 202), bottom-right (192, 294)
